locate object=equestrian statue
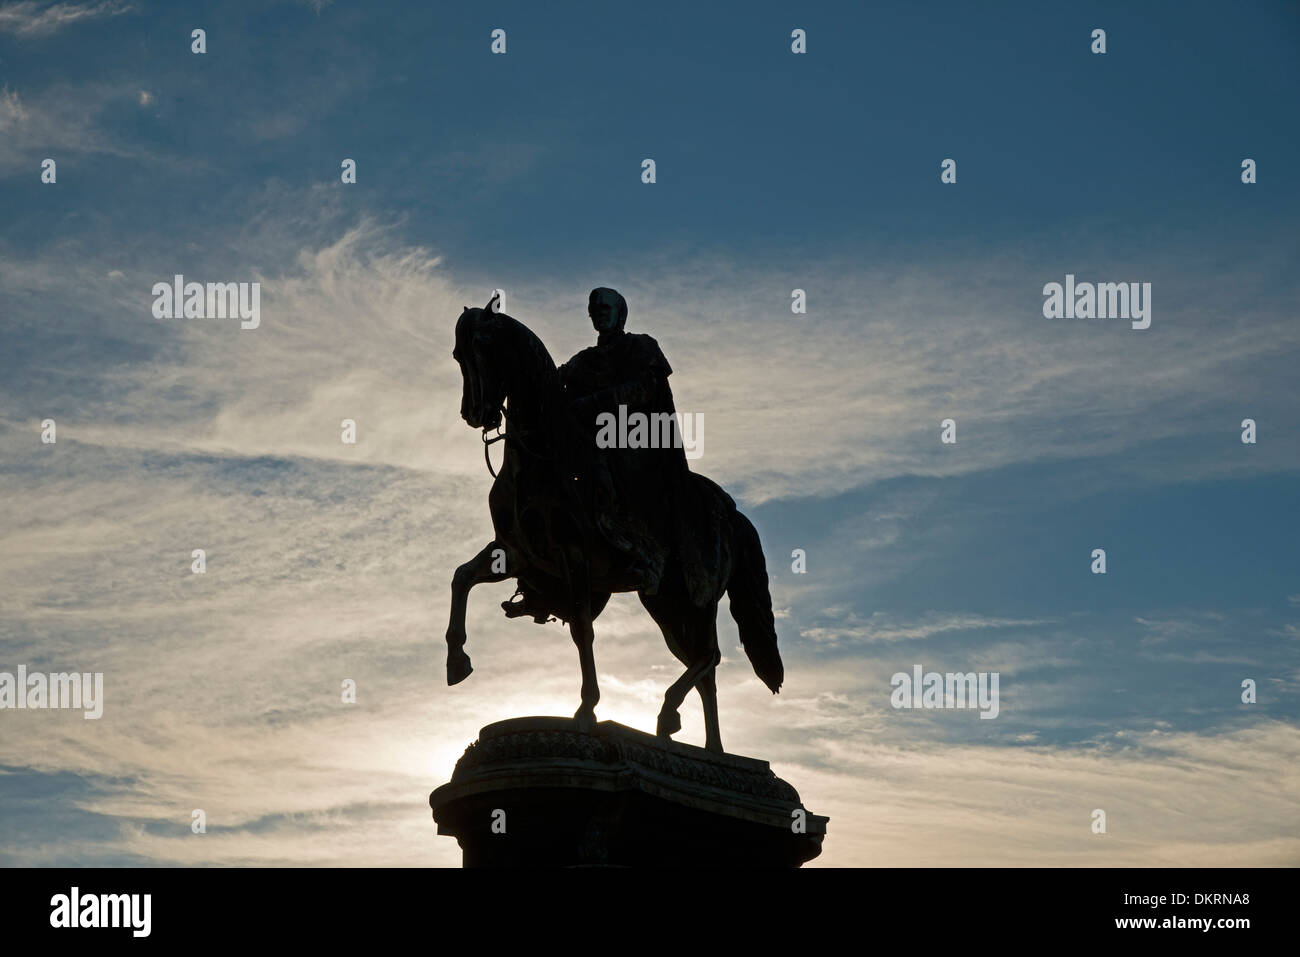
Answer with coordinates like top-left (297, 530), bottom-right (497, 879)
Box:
top-left (445, 287), bottom-right (782, 753)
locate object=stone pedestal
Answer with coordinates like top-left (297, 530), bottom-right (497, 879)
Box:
top-left (429, 716), bottom-right (827, 867)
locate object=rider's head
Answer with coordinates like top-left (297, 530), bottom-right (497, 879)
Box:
top-left (588, 287), bottom-right (628, 335)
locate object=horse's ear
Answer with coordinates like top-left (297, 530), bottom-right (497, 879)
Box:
top-left (485, 292), bottom-right (500, 313)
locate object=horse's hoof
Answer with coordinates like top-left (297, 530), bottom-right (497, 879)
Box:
top-left (446, 652), bottom-right (473, 686)
top-left (656, 711), bottom-right (681, 738)
top-left (573, 707), bottom-right (596, 733)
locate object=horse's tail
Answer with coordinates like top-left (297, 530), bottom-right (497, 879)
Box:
top-left (726, 506), bottom-right (783, 694)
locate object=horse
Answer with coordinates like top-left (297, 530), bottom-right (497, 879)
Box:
top-left (445, 300), bottom-right (782, 753)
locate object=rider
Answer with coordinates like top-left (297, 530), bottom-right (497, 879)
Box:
top-left (560, 287), bottom-right (691, 595)
top-left (501, 287), bottom-right (698, 621)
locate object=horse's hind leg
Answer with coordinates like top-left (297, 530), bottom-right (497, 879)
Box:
top-left (654, 601), bottom-right (720, 745)
top-left (446, 541), bottom-right (510, 685)
top-left (695, 666), bottom-right (722, 753)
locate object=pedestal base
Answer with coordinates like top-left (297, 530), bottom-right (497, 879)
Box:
top-left (430, 716), bottom-right (827, 867)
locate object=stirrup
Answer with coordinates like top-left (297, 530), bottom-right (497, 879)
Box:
top-left (501, 590), bottom-right (553, 624)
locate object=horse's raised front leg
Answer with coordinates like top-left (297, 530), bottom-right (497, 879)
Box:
top-left (446, 541), bottom-right (510, 686)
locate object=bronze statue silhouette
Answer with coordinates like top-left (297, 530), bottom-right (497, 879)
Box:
top-left (446, 289), bottom-right (781, 753)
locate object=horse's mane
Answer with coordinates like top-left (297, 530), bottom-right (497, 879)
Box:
top-left (493, 311), bottom-right (559, 382)
top-left (486, 311), bottom-right (590, 478)
top-left (462, 307), bottom-right (566, 428)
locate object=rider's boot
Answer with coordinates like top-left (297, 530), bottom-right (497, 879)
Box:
top-left (501, 587), bottom-right (553, 624)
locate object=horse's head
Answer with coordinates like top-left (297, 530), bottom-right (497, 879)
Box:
top-left (453, 297), bottom-right (508, 431)
top-left (453, 294), bottom-right (560, 433)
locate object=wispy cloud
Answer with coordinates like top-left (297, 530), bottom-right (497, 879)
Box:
top-left (4, 204), bottom-right (1297, 504)
top-left (800, 611), bottom-right (1050, 646)
top-left (788, 721), bottom-right (1300, 867)
top-left (2, 188), bottom-right (1297, 866)
top-left (0, 1), bottom-right (132, 37)
top-left (0, 80), bottom-right (158, 172)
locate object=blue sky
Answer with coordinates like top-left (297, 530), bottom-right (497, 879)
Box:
top-left (1, 0), bottom-right (1298, 866)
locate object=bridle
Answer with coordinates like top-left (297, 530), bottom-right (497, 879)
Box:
top-left (480, 411), bottom-right (542, 479)
top-left (481, 424), bottom-right (507, 478)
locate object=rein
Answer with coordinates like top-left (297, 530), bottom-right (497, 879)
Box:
top-left (481, 427), bottom-right (507, 478)
top-left (480, 415), bottom-right (542, 479)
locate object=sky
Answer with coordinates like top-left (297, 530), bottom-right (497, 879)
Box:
top-left (1, 0), bottom-right (1298, 867)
